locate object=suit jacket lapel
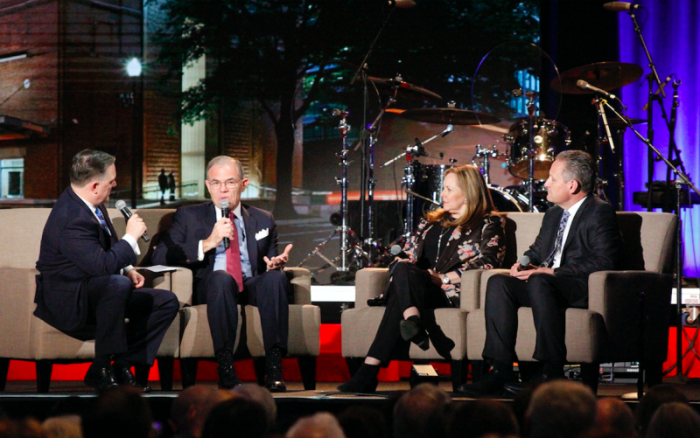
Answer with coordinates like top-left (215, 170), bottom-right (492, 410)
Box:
top-left (242, 206), bottom-right (259, 274)
top-left (561, 195), bottom-right (593, 254)
top-left (98, 204), bottom-right (118, 248)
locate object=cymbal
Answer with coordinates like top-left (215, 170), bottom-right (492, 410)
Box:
top-left (551, 62), bottom-right (643, 94)
top-left (368, 76), bottom-right (442, 102)
top-left (401, 108), bottom-right (501, 125)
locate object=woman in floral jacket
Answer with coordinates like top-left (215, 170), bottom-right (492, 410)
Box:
top-left (338, 165), bottom-right (506, 393)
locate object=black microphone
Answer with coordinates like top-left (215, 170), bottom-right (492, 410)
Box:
top-left (576, 80), bottom-right (618, 101)
top-left (603, 2), bottom-right (640, 12)
top-left (115, 200), bottom-right (149, 242)
top-left (517, 255), bottom-right (536, 272)
top-left (390, 244), bottom-right (409, 260)
top-left (220, 199), bottom-right (230, 250)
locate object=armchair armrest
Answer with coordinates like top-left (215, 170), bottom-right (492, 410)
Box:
top-left (588, 270), bottom-right (673, 362)
top-left (354, 268), bottom-right (390, 310)
top-left (0, 267), bottom-right (39, 359)
top-left (284, 267), bottom-right (312, 305)
top-left (460, 270), bottom-right (487, 311)
top-left (141, 267), bottom-right (194, 306)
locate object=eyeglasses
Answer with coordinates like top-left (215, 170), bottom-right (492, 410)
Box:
top-left (208, 179), bottom-right (241, 190)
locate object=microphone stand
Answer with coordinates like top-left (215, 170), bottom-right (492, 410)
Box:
top-left (605, 101), bottom-right (700, 392)
top-left (626, 9), bottom-right (666, 212)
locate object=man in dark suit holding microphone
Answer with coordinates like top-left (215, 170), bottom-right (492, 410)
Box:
top-left (457, 150), bottom-right (622, 396)
top-left (153, 155), bottom-right (293, 391)
top-left (34, 149), bottom-right (180, 391)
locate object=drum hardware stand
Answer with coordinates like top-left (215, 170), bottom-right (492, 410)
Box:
top-left (605, 100), bottom-right (700, 397)
top-left (593, 97), bottom-right (615, 204)
top-left (526, 93), bottom-right (538, 212)
top-left (473, 144), bottom-right (498, 185)
top-left (298, 111), bottom-right (367, 281)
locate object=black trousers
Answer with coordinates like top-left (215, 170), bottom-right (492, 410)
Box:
top-left (366, 262), bottom-right (453, 366)
top-left (80, 274), bottom-right (180, 365)
top-left (482, 273), bottom-right (588, 364)
top-left (196, 269), bottom-right (290, 354)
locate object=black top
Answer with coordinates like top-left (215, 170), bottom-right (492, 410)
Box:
top-left (416, 224), bottom-right (455, 271)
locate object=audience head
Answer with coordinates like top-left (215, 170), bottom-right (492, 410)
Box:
top-left (201, 398), bottom-right (267, 438)
top-left (448, 400), bottom-right (519, 438)
top-left (82, 386), bottom-right (155, 438)
top-left (232, 384), bottom-right (277, 431)
top-left (593, 398), bottom-right (636, 438)
top-left (636, 384), bottom-right (689, 438)
top-left (525, 380), bottom-right (597, 438)
top-left (192, 389), bottom-right (238, 437)
top-left (286, 412), bottom-right (346, 438)
top-left (337, 406), bottom-right (387, 438)
top-left (646, 402), bottom-right (700, 438)
top-left (170, 385), bottom-right (216, 438)
top-left (43, 416), bottom-right (82, 438)
top-left (393, 383), bottom-right (451, 438)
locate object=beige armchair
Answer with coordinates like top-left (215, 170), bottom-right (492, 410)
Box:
top-left (341, 267), bottom-right (479, 391)
top-left (0, 208), bottom-right (190, 392)
top-left (177, 267), bottom-right (320, 390)
top-left (465, 212), bottom-right (677, 392)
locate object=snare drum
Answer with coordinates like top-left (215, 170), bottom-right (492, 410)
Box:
top-left (505, 118), bottom-right (571, 181)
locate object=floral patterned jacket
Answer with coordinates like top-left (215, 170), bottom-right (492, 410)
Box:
top-left (402, 214), bottom-right (506, 298)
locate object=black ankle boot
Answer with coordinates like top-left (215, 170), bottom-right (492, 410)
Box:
top-left (265, 347), bottom-right (287, 392)
top-left (215, 349), bottom-right (240, 389)
top-left (400, 316), bottom-right (430, 350)
top-left (338, 363), bottom-right (380, 393)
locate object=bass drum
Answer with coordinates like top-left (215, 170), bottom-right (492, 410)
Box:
top-left (488, 185), bottom-right (531, 212)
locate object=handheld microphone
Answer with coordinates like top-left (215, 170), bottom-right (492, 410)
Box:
top-left (115, 200), bottom-right (149, 242)
top-left (576, 80), bottom-right (618, 101)
top-left (220, 199), bottom-right (230, 250)
top-left (441, 124), bottom-right (454, 137)
top-left (390, 244), bottom-right (409, 260)
top-left (517, 255), bottom-right (537, 271)
top-left (603, 2), bottom-right (640, 12)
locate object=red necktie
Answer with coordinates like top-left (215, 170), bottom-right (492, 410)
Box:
top-left (226, 211), bottom-right (244, 292)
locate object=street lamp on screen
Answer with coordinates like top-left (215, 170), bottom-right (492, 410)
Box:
top-left (126, 58), bottom-right (142, 77)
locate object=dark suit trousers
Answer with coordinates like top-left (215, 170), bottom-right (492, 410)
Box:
top-left (483, 273), bottom-right (588, 364)
top-left (80, 275), bottom-right (179, 365)
top-left (366, 262), bottom-right (452, 366)
top-left (197, 269), bottom-right (290, 354)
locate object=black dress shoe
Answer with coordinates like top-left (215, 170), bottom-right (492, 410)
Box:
top-left (504, 371), bottom-right (565, 395)
top-left (265, 347), bottom-right (287, 392)
top-left (84, 366), bottom-right (118, 391)
top-left (337, 363), bottom-right (379, 393)
top-left (216, 349), bottom-right (241, 389)
top-left (113, 366), bottom-right (152, 393)
top-left (400, 316), bottom-right (430, 351)
top-left (455, 368), bottom-right (513, 397)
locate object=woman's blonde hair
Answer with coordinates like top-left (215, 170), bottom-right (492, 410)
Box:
top-left (425, 165), bottom-right (496, 230)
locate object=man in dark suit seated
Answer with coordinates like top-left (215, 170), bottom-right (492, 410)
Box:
top-left (34, 149), bottom-right (180, 391)
top-left (457, 150), bottom-right (623, 396)
top-left (153, 156), bottom-right (293, 391)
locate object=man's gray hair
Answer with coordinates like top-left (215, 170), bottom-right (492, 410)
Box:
top-left (556, 150), bottom-right (596, 194)
top-left (70, 149), bottom-right (116, 187)
top-left (526, 380), bottom-right (597, 438)
top-left (206, 155), bottom-right (245, 180)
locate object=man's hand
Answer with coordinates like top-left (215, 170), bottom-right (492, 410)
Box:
top-left (427, 269), bottom-right (444, 286)
top-left (125, 214), bottom-right (148, 241)
top-left (511, 265), bottom-right (554, 280)
top-left (264, 244), bottom-right (293, 271)
top-left (202, 217), bottom-right (234, 253)
top-left (126, 269), bottom-right (145, 289)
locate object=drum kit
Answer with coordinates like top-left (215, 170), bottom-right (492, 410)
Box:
top-left (300, 58), bottom-right (652, 278)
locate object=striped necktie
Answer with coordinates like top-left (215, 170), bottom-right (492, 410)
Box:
top-left (95, 207), bottom-right (111, 235)
top-left (542, 210), bottom-right (570, 268)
